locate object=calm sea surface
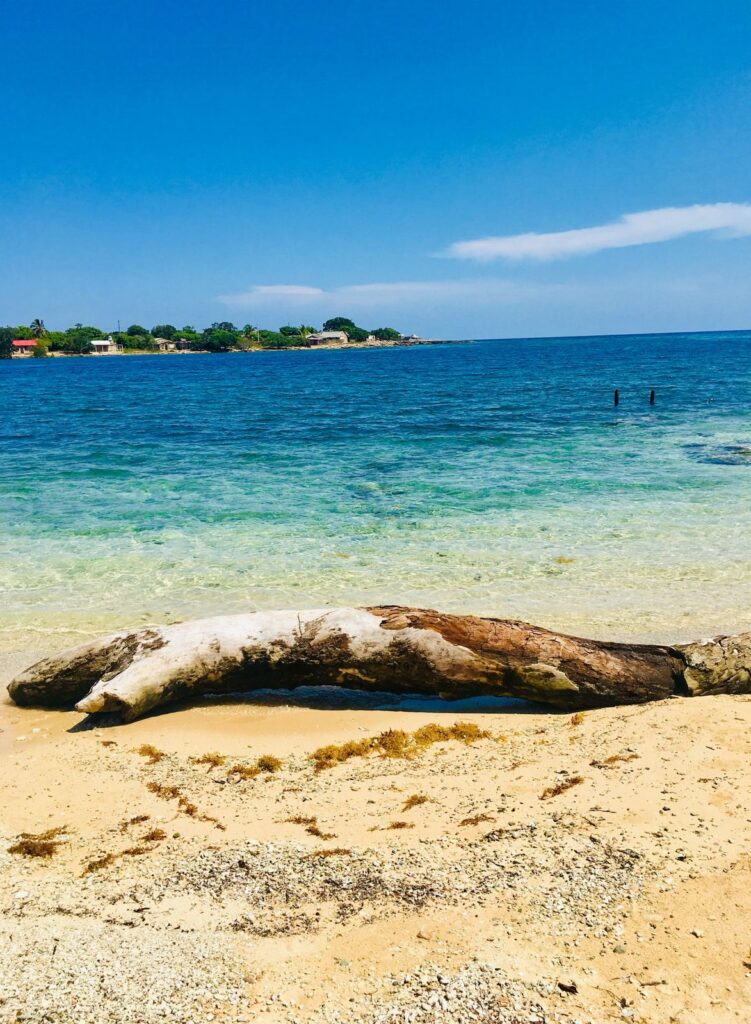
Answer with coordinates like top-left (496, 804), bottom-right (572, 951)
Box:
top-left (2, 332), bottom-right (750, 672)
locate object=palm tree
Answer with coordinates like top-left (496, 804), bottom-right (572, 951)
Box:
top-left (30, 318), bottom-right (46, 338)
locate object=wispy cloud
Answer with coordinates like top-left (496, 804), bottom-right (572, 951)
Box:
top-left (236, 284), bottom-right (324, 298)
top-left (444, 203), bottom-right (751, 262)
top-left (218, 278), bottom-right (542, 308)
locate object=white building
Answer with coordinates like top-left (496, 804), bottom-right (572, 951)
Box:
top-left (305, 331), bottom-right (348, 345)
top-left (90, 336), bottom-right (118, 354)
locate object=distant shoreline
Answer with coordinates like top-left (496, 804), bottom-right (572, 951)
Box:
top-left (11, 337), bottom-right (453, 359)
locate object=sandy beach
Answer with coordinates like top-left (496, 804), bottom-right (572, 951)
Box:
top-left (2, 680), bottom-right (750, 1023)
top-left (6, 1), bottom-right (751, 1020)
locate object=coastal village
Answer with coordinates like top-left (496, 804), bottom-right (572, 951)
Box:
top-left (1, 318), bottom-right (430, 358)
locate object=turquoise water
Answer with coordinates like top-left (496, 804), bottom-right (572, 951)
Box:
top-left (2, 332), bottom-right (750, 670)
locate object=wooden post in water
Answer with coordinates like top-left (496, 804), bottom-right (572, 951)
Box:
top-left (649, 389), bottom-right (655, 405)
top-left (614, 388), bottom-right (619, 407)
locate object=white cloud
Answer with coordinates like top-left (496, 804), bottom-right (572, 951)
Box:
top-left (221, 284), bottom-right (324, 302)
top-left (444, 203), bottom-right (751, 262)
top-left (218, 278), bottom-right (547, 309)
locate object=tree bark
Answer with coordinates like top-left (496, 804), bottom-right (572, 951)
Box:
top-left (6, 605), bottom-right (749, 722)
top-left (676, 633), bottom-right (751, 696)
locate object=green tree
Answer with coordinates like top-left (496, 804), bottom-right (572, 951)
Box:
top-left (255, 330), bottom-right (299, 349)
top-left (237, 325), bottom-right (261, 348)
top-left (113, 331), bottom-right (156, 352)
top-left (346, 326), bottom-right (369, 342)
top-left (29, 318), bottom-right (47, 338)
top-left (151, 324), bottom-right (177, 339)
top-left (60, 325), bottom-right (104, 354)
top-left (126, 324), bottom-right (149, 337)
top-left (32, 341), bottom-right (48, 358)
top-left (201, 327), bottom-right (237, 352)
top-left (43, 331), bottom-right (66, 351)
top-left (279, 325), bottom-right (302, 336)
top-left (322, 317), bottom-right (356, 332)
top-left (0, 327), bottom-right (13, 359)
top-left (372, 327), bottom-right (401, 341)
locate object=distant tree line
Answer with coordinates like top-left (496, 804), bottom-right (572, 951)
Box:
top-left (0, 317), bottom-right (405, 357)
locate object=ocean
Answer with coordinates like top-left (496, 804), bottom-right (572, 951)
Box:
top-left (2, 331), bottom-right (750, 674)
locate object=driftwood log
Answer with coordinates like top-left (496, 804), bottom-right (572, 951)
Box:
top-left (7, 605), bottom-right (751, 722)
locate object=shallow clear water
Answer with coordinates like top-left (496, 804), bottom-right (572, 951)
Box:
top-left (2, 332), bottom-right (750, 669)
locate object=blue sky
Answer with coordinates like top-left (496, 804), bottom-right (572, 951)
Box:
top-left (2, 0), bottom-right (751, 338)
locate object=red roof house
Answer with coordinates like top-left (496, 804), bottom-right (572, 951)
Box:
top-left (12, 339), bottom-right (36, 350)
